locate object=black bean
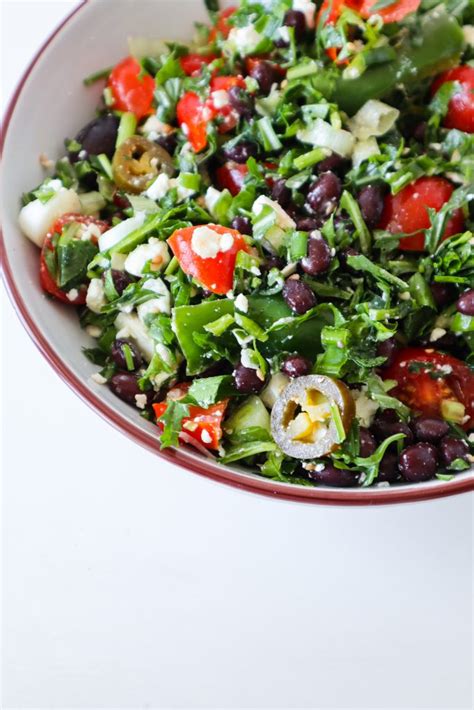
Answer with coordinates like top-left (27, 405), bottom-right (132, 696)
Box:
top-left (316, 153), bottom-right (349, 176)
top-left (281, 354), bottom-right (312, 378)
top-left (295, 216), bottom-right (323, 231)
top-left (231, 215), bottom-right (252, 235)
top-left (412, 121), bottom-right (427, 143)
top-left (110, 372), bottom-right (149, 406)
top-left (378, 451), bottom-right (400, 483)
top-left (430, 282), bottom-right (457, 309)
top-left (228, 86), bottom-right (254, 119)
top-left (111, 270), bottom-right (136, 296)
top-left (155, 133), bottom-right (178, 155)
top-left (371, 409), bottom-right (414, 446)
top-left (223, 140), bottom-right (258, 164)
top-left (233, 364), bottom-right (265, 394)
top-left (249, 60), bottom-right (279, 95)
top-left (338, 247), bottom-right (359, 272)
top-left (282, 277), bottom-right (317, 314)
top-left (456, 289), bottom-right (474, 316)
top-left (301, 232), bottom-right (332, 276)
top-left (263, 255), bottom-right (285, 271)
top-left (110, 339), bottom-right (143, 371)
top-left (376, 337), bottom-right (399, 369)
top-left (413, 416), bottom-right (450, 443)
top-left (357, 184), bottom-right (385, 229)
top-left (283, 9), bottom-right (306, 42)
top-left (271, 179), bottom-right (291, 208)
top-left (73, 114), bottom-right (120, 159)
top-left (308, 463), bottom-right (359, 487)
top-left (398, 443), bottom-right (438, 482)
top-left (306, 171), bottom-right (342, 216)
top-left (439, 436), bottom-right (469, 467)
top-left (359, 428), bottom-right (376, 458)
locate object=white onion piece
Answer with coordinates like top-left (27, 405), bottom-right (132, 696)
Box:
top-left (347, 100), bottom-right (400, 140)
top-left (297, 118), bottom-right (355, 158)
top-left (98, 213), bottom-right (146, 252)
top-left (352, 137), bottom-right (380, 167)
top-left (19, 189), bottom-right (81, 248)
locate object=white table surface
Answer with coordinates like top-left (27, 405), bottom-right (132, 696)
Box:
top-left (1, 3), bottom-right (473, 709)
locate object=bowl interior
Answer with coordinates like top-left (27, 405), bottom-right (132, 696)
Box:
top-left (2, 0), bottom-right (472, 504)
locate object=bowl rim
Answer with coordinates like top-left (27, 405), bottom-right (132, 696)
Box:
top-left (1, 0), bottom-right (473, 506)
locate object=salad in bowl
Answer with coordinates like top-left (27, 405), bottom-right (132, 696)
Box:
top-left (17, 0), bottom-right (474, 490)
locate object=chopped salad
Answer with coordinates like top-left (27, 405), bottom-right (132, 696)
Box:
top-left (19, 0), bottom-right (474, 487)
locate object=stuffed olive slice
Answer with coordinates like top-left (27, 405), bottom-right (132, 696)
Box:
top-left (271, 375), bottom-right (355, 459)
top-left (112, 136), bottom-right (174, 194)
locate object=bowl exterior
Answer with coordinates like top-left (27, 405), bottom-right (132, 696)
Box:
top-left (1, 0), bottom-right (473, 504)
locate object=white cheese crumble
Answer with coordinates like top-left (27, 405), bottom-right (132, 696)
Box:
top-left (91, 373), bottom-right (107, 385)
top-left (145, 173), bottom-right (171, 201)
top-left (85, 325), bottom-right (102, 338)
top-left (191, 225), bottom-right (234, 259)
top-left (292, 0), bottom-right (316, 28)
top-left (115, 312), bottom-right (155, 362)
top-left (227, 25), bottom-right (264, 56)
top-left (80, 223), bottom-right (102, 242)
top-left (86, 278), bottom-right (106, 314)
top-left (124, 238), bottom-right (170, 277)
top-left (201, 429), bottom-right (212, 444)
top-left (137, 278), bottom-right (171, 320)
top-left (240, 348), bottom-right (258, 370)
top-left (66, 288), bottom-right (79, 302)
top-left (135, 394), bottom-right (148, 410)
top-left (430, 327), bottom-right (447, 342)
top-left (234, 293), bottom-right (249, 313)
top-left (211, 89), bottom-right (229, 108)
top-left (204, 186), bottom-right (225, 217)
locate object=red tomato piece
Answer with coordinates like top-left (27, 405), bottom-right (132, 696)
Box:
top-left (167, 224), bottom-right (250, 295)
top-left (378, 177), bottom-right (464, 251)
top-left (177, 91), bottom-right (212, 152)
top-left (358, 0), bottom-right (420, 23)
top-left (210, 75), bottom-right (246, 92)
top-left (180, 53), bottom-right (217, 76)
top-left (153, 384), bottom-right (228, 450)
top-left (215, 162), bottom-right (249, 196)
top-left (384, 348), bottom-right (474, 429)
top-left (208, 6), bottom-right (236, 43)
top-left (40, 214), bottom-right (108, 304)
top-left (431, 66), bottom-right (474, 134)
top-left (107, 56), bottom-right (155, 119)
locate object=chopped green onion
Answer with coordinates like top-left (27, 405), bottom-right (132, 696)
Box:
top-left (340, 191), bottom-right (371, 255)
top-left (287, 61), bottom-right (319, 81)
top-left (83, 66), bottom-right (112, 86)
top-left (116, 112), bottom-right (137, 148)
top-left (204, 313), bottom-right (235, 337)
top-left (122, 343), bottom-right (135, 371)
top-left (330, 402), bottom-right (346, 443)
top-left (294, 148), bottom-right (329, 171)
top-left (257, 117), bottom-right (282, 152)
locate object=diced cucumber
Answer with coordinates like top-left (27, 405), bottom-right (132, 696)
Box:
top-left (224, 395), bottom-right (271, 435)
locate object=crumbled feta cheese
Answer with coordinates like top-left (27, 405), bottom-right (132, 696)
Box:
top-left (91, 373), bottom-right (107, 385)
top-left (261, 372), bottom-right (290, 409)
top-left (468, 433), bottom-right (474, 443)
top-left (292, 0), bottom-right (316, 28)
top-left (80, 223), bottom-right (102, 242)
top-left (86, 278), bottom-right (106, 314)
top-left (252, 196), bottom-right (296, 230)
top-left (78, 149), bottom-right (88, 160)
top-left (277, 26), bottom-right (290, 44)
top-left (135, 394), bottom-right (148, 409)
top-left (228, 25), bottom-right (264, 55)
top-left (140, 115), bottom-right (173, 137)
top-left (211, 89), bottom-right (229, 108)
top-left (98, 213), bottom-right (146, 252)
top-left (226, 290), bottom-right (235, 300)
top-left (124, 238), bottom-right (170, 277)
top-left (235, 294), bottom-right (249, 313)
top-left (145, 173), bottom-right (171, 201)
top-left (66, 288), bottom-right (79, 302)
top-left (191, 225), bottom-right (235, 259)
top-left (430, 327), bottom-right (447, 342)
top-left (399, 291), bottom-right (411, 301)
top-left (137, 278), bottom-right (171, 321)
top-left (115, 312), bottom-right (155, 362)
top-left (351, 388), bottom-right (380, 427)
top-left (85, 325), bottom-right (102, 338)
top-left (18, 188), bottom-right (81, 247)
top-left (204, 186), bottom-right (224, 217)
top-left (201, 429), bottom-right (212, 444)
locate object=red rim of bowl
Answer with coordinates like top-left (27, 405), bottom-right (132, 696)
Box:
top-left (1, 0), bottom-right (473, 505)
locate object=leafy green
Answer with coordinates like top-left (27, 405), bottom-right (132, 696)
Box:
top-left (157, 401), bottom-right (190, 449)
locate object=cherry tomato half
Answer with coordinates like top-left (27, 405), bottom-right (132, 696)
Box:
top-left (208, 6), bottom-right (236, 43)
top-left (153, 383), bottom-right (228, 450)
top-left (378, 176), bottom-right (464, 251)
top-left (384, 348), bottom-right (474, 429)
top-left (40, 214), bottom-right (108, 304)
top-left (215, 162), bottom-right (249, 196)
top-left (176, 91), bottom-right (209, 152)
top-left (431, 66), bottom-right (474, 134)
top-left (180, 53), bottom-right (217, 76)
top-left (107, 56), bottom-right (155, 119)
top-left (167, 224), bottom-right (250, 295)
top-left (358, 0), bottom-right (421, 23)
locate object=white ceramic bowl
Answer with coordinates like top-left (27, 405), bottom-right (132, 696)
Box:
top-left (2, 0), bottom-right (472, 504)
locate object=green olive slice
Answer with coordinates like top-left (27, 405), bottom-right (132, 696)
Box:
top-left (112, 135), bottom-right (174, 194)
top-left (270, 375), bottom-right (355, 459)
